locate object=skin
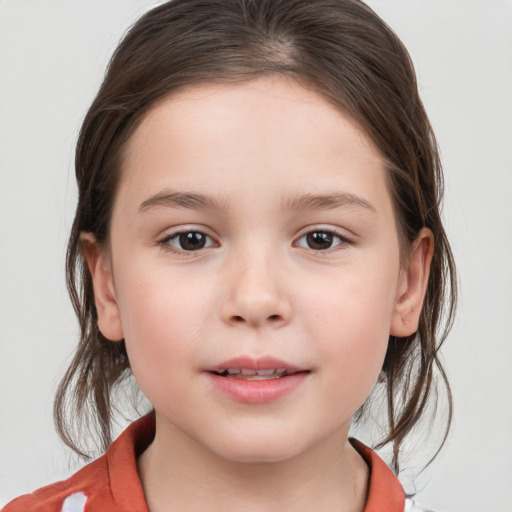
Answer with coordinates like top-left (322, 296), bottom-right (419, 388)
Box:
top-left (83, 76), bottom-right (433, 512)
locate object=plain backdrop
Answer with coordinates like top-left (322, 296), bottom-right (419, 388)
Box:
top-left (1, 1), bottom-right (511, 510)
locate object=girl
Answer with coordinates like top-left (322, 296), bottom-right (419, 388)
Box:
top-left (4, 0), bottom-right (456, 511)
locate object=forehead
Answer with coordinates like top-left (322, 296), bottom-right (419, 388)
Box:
top-left (118, 77), bottom-right (389, 212)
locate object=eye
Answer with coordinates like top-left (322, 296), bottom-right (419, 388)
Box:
top-left (160, 230), bottom-right (216, 252)
top-left (295, 230), bottom-right (347, 251)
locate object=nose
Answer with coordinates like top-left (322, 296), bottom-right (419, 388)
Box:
top-left (220, 247), bottom-right (292, 328)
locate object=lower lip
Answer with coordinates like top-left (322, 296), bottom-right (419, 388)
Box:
top-left (205, 372), bottom-right (309, 404)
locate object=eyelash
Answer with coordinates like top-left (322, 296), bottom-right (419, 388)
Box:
top-left (157, 228), bottom-right (352, 255)
top-left (158, 230), bottom-right (216, 255)
top-left (294, 229), bottom-right (352, 252)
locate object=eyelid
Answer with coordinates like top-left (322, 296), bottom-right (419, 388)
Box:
top-left (157, 227), bottom-right (218, 255)
top-left (293, 226), bottom-right (354, 251)
top-left (156, 224), bottom-right (354, 255)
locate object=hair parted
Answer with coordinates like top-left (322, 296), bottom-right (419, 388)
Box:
top-left (55, 0), bottom-right (457, 472)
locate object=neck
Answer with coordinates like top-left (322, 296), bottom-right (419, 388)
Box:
top-left (138, 414), bottom-right (369, 512)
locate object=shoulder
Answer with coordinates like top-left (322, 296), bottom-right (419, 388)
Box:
top-left (3, 414), bottom-right (155, 512)
top-left (350, 438), bottom-right (405, 511)
top-left (350, 439), bottom-right (443, 512)
top-left (2, 455), bottom-right (109, 512)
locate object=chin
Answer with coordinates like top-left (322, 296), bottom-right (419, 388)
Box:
top-left (204, 428), bottom-right (313, 465)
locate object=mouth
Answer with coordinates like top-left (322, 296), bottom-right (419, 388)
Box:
top-left (204, 356), bottom-right (309, 381)
top-left (210, 368), bottom-right (302, 380)
top-left (204, 357), bottom-right (309, 403)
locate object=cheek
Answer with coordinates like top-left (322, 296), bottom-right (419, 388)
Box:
top-left (114, 266), bottom-right (212, 383)
top-left (301, 264), bottom-right (398, 400)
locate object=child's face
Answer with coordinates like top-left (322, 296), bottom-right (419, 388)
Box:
top-left (89, 77), bottom-right (427, 463)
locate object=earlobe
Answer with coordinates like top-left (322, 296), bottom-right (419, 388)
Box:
top-left (80, 233), bottom-right (124, 342)
top-left (390, 228), bottom-right (434, 338)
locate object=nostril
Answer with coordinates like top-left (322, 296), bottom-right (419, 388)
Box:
top-left (231, 314), bottom-right (281, 324)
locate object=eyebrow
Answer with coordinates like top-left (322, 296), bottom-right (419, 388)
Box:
top-left (139, 190), bottom-right (230, 212)
top-left (283, 192), bottom-right (376, 213)
top-left (139, 189), bottom-right (375, 214)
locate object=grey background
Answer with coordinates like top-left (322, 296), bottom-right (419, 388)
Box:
top-left (1, 1), bottom-right (511, 510)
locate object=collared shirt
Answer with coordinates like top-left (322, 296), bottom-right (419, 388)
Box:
top-left (3, 414), bottom-right (433, 512)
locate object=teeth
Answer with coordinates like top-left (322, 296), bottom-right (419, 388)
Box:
top-left (255, 369), bottom-right (275, 375)
top-left (217, 368), bottom-right (292, 379)
top-left (244, 374), bottom-right (282, 380)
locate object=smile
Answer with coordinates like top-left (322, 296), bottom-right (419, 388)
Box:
top-left (213, 368), bottom-right (297, 380)
top-left (205, 356), bottom-right (309, 403)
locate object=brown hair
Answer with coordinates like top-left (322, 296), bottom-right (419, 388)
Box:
top-left (55, 0), bottom-right (457, 472)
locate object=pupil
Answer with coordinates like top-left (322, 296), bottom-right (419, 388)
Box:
top-left (307, 231), bottom-right (332, 250)
top-left (179, 232), bottom-right (205, 250)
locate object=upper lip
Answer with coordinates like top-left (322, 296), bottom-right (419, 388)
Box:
top-left (204, 356), bottom-right (306, 373)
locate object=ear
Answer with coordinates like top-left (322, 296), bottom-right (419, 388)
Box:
top-left (390, 228), bottom-right (434, 337)
top-left (80, 233), bottom-right (124, 342)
